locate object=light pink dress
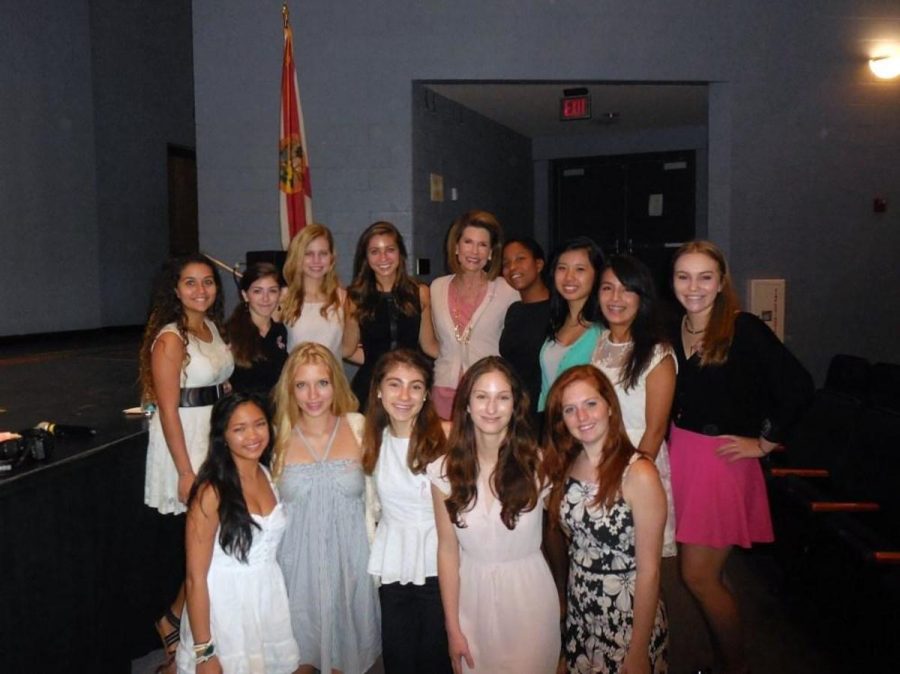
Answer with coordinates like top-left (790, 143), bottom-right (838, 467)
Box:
top-left (427, 458), bottom-right (560, 674)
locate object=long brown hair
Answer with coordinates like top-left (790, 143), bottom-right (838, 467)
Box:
top-left (281, 224), bottom-right (343, 323)
top-left (543, 365), bottom-right (636, 521)
top-left (347, 221), bottom-right (421, 324)
top-left (225, 262), bottom-right (283, 368)
top-left (270, 342), bottom-right (358, 478)
top-left (139, 254), bottom-right (225, 403)
top-left (443, 356), bottom-right (540, 530)
top-left (672, 240), bottom-right (741, 366)
top-left (445, 210), bottom-right (504, 279)
top-left (362, 349), bottom-right (445, 475)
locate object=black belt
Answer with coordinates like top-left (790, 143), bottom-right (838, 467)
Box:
top-left (179, 384), bottom-right (225, 408)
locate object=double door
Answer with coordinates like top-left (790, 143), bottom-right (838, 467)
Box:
top-left (552, 150), bottom-right (696, 296)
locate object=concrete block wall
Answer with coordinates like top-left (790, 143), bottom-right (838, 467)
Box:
top-left (412, 84), bottom-right (533, 280)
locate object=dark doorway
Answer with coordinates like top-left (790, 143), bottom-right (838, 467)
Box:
top-left (552, 149), bottom-right (695, 293)
top-left (167, 145), bottom-right (198, 255)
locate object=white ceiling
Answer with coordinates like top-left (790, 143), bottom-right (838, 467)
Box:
top-left (426, 82), bottom-right (708, 138)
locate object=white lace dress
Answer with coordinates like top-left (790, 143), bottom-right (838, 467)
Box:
top-left (592, 335), bottom-right (677, 557)
top-left (144, 320), bottom-right (234, 515)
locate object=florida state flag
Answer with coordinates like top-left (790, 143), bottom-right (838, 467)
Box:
top-left (279, 6), bottom-right (312, 249)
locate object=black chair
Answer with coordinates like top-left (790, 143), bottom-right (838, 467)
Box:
top-left (870, 362), bottom-right (900, 413)
top-left (824, 354), bottom-right (871, 401)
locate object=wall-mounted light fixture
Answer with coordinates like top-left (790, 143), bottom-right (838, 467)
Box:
top-left (869, 54), bottom-right (900, 79)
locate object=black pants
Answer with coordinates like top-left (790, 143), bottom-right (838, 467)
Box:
top-left (379, 577), bottom-right (452, 674)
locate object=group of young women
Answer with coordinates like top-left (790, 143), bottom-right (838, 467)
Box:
top-left (138, 210), bottom-right (813, 674)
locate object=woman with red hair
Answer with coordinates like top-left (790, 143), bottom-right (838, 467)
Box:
top-left (544, 365), bottom-right (668, 674)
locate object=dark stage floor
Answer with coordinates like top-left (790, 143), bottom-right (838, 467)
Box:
top-left (0, 327), bottom-right (143, 426)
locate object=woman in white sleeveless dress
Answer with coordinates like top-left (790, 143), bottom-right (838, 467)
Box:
top-left (139, 254), bottom-right (234, 668)
top-left (175, 393), bottom-right (299, 674)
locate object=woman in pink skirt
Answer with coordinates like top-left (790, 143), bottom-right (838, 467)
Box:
top-left (669, 241), bottom-right (812, 674)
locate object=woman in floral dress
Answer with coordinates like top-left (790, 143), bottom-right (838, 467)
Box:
top-left (544, 365), bottom-right (668, 674)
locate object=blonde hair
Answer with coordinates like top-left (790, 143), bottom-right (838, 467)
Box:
top-left (271, 342), bottom-right (358, 477)
top-left (673, 240), bottom-right (741, 366)
top-left (445, 210), bottom-right (503, 279)
top-left (281, 224), bottom-right (343, 323)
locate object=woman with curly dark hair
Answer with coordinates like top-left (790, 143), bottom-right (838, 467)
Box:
top-left (174, 393), bottom-right (299, 674)
top-left (345, 222), bottom-right (439, 411)
top-left (428, 356), bottom-right (558, 674)
top-left (138, 254), bottom-right (234, 666)
top-left (544, 365), bottom-right (668, 674)
top-left (363, 349), bottom-right (451, 674)
top-left (225, 262), bottom-right (287, 399)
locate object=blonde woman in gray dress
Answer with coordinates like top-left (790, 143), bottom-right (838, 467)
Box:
top-left (272, 342), bottom-right (380, 674)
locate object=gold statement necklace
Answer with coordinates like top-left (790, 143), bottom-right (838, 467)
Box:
top-left (450, 277), bottom-right (486, 344)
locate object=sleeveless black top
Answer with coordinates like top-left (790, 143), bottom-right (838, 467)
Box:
top-left (351, 291), bottom-right (422, 411)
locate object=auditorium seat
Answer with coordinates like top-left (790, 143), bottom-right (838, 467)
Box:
top-left (823, 354), bottom-right (870, 401)
top-left (869, 362), bottom-right (900, 413)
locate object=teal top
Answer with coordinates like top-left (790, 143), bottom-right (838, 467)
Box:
top-left (537, 324), bottom-right (604, 411)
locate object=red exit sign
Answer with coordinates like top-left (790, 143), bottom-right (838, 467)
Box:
top-left (560, 94), bottom-right (591, 121)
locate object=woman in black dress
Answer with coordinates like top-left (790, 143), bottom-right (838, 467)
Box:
top-left (345, 221), bottom-right (439, 411)
top-left (499, 237), bottom-right (551, 416)
top-left (225, 262), bottom-right (288, 399)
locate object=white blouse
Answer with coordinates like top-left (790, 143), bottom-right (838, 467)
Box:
top-left (367, 431), bottom-right (438, 585)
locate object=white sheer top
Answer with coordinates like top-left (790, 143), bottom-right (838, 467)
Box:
top-left (367, 430), bottom-right (438, 585)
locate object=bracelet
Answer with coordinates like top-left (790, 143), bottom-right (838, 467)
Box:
top-left (194, 640), bottom-right (215, 663)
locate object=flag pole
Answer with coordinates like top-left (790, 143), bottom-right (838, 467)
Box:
top-left (202, 253), bottom-right (243, 279)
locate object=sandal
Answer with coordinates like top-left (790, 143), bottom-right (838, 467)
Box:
top-left (154, 654), bottom-right (177, 674)
top-left (154, 608), bottom-right (181, 659)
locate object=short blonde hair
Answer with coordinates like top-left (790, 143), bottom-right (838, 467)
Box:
top-left (281, 224), bottom-right (342, 323)
top-left (271, 342), bottom-right (358, 477)
top-left (445, 210), bottom-right (504, 279)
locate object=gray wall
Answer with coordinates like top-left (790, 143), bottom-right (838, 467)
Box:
top-left (90, 0), bottom-right (196, 326)
top-left (0, 0), bottom-right (194, 336)
top-left (190, 0), bottom-right (900, 382)
top-left (413, 85), bottom-right (533, 280)
top-left (0, 0), bottom-right (102, 334)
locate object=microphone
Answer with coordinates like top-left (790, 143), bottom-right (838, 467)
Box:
top-left (36, 422), bottom-right (97, 437)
